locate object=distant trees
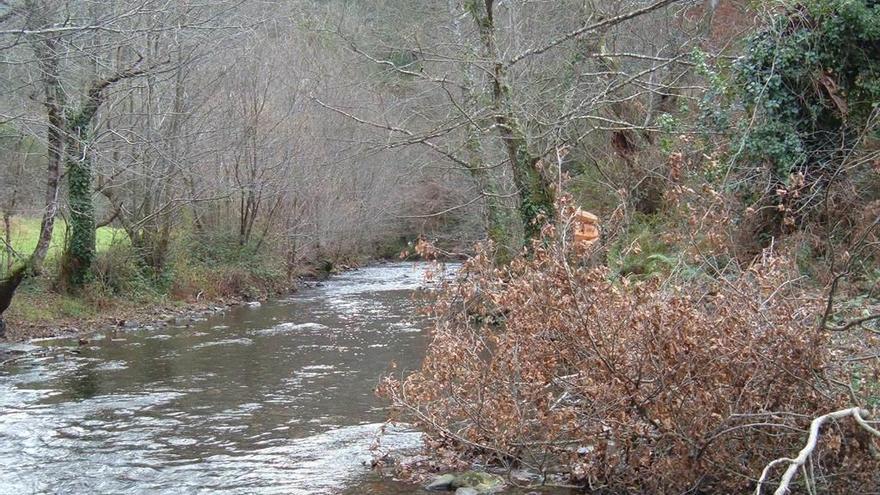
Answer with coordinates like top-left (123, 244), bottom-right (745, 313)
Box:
top-left (320, 0), bottom-right (700, 260)
top-left (0, 0), bottom-right (727, 319)
top-left (0, 0), bottom-right (469, 325)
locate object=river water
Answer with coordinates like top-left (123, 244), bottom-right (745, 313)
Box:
top-left (0, 263), bottom-right (449, 494)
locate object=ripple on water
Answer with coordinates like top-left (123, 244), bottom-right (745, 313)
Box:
top-left (191, 338), bottom-right (254, 349)
top-left (145, 423), bottom-right (422, 495)
top-left (255, 322), bottom-right (328, 337)
top-left (386, 321), bottom-right (422, 333)
top-left (93, 360), bottom-right (129, 371)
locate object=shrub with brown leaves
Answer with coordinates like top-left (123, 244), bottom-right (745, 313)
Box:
top-left (380, 208), bottom-right (879, 493)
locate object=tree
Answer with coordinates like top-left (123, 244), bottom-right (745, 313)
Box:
top-left (318, 0), bottom-right (696, 260)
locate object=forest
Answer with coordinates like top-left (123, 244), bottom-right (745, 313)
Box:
top-left (0, 0), bottom-right (879, 493)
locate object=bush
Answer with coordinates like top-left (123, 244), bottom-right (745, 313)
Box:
top-left (169, 231), bottom-right (288, 301)
top-left (735, 0), bottom-right (880, 228)
top-left (87, 243), bottom-right (158, 304)
top-left (380, 210), bottom-right (879, 493)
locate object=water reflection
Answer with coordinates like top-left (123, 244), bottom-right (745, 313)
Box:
top-left (61, 364), bottom-right (100, 400)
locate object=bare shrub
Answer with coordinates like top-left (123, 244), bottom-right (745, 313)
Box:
top-left (380, 206), bottom-right (879, 493)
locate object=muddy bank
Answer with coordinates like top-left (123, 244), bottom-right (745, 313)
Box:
top-left (3, 300), bottom-right (232, 342)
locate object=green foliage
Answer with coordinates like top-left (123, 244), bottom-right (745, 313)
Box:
top-left (736, 0), bottom-right (880, 183)
top-left (9, 278), bottom-right (94, 321)
top-left (692, 47), bottom-right (734, 133)
top-left (514, 148), bottom-right (555, 242)
top-left (88, 243), bottom-right (159, 300)
top-left (656, 113), bottom-right (679, 153)
top-left (170, 229), bottom-right (287, 300)
top-left (63, 157), bottom-right (96, 288)
top-left (0, 217), bottom-right (123, 270)
top-left (607, 214), bottom-right (676, 279)
top-left (62, 106), bottom-right (100, 289)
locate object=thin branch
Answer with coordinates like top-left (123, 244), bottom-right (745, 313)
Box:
top-left (508, 0), bottom-right (687, 66)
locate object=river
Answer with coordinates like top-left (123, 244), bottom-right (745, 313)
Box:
top-left (0, 263), bottom-right (574, 495)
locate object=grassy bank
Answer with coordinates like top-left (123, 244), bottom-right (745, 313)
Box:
top-left (0, 217), bottom-right (358, 341)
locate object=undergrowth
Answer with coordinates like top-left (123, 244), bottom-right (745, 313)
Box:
top-left (379, 200), bottom-right (880, 493)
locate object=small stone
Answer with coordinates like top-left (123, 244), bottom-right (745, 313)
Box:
top-left (425, 474), bottom-right (456, 491)
top-left (455, 488), bottom-right (479, 495)
top-left (245, 301), bottom-right (261, 308)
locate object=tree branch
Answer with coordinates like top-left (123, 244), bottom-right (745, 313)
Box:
top-left (508, 0), bottom-right (686, 66)
top-left (755, 407), bottom-right (880, 495)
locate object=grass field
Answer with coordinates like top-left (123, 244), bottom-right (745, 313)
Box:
top-left (0, 217), bottom-right (132, 326)
top-left (0, 216), bottom-right (127, 270)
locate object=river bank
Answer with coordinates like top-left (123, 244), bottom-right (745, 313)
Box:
top-left (0, 258), bottom-right (367, 343)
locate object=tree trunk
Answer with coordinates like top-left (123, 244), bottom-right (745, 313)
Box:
top-left (469, 0), bottom-right (555, 243)
top-left (450, 0), bottom-right (515, 262)
top-left (464, 128), bottom-right (515, 262)
top-left (60, 69), bottom-right (133, 289)
top-left (31, 37), bottom-right (64, 276)
top-left (61, 112), bottom-right (97, 289)
top-left (3, 213), bottom-right (11, 274)
top-left (0, 32), bottom-right (66, 323)
top-left (0, 265), bottom-right (26, 337)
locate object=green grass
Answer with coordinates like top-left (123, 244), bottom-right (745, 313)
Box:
top-left (8, 281), bottom-right (96, 321)
top-left (1, 216), bottom-right (126, 270)
top-left (0, 218), bottom-right (298, 332)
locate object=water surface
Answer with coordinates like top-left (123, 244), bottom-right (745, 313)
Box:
top-left (0, 264), bottom-right (443, 494)
top-left (0, 263), bottom-right (571, 495)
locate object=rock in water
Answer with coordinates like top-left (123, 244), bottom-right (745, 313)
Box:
top-left (425, 474), bottom-right (456, 491)
top-left (245, 301), bottom-right (261, 308)
top-left (426, 471), bottom-right (504, 493)
top-left (455, 471), bottom-right (504, 492)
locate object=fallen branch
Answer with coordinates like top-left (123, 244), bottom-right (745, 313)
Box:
top-left (755, 407), bottom-right (879, 495)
